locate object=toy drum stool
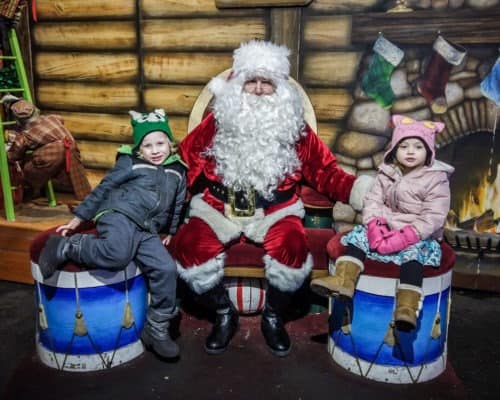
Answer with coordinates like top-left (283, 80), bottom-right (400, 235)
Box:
top-left (327, 233), bottom-right (455, 384)
top-left (30, 229), bottom-right (148, 372)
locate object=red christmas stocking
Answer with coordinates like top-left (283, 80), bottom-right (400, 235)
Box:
top-left (417, 35), bottom-right (467, 114)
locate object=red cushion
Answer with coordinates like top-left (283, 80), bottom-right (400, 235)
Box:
top-left (326, 232), bottom-right (455, 278)
top-left (224, 228), bottom-right (333, 270)
top-left (300, 185), bottom-right (334, 209)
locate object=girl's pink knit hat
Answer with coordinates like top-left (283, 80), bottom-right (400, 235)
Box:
top-left (384, 114), bottom-right (445, 165)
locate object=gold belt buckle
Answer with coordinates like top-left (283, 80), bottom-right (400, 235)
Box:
top-left (227, 187), bottom-right (256, 217)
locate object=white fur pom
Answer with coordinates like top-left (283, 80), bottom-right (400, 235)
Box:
top-left (208, 76), bottom-right (229, 97)
top-left (349, 174), bottom-right (375, 212)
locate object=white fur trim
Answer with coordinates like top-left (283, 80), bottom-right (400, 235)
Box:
top-left (243, 199), bottom-right (305, 243)
top-left (433, 35), bottom-right (466, 66)
top-left (264, 253), bottom-right (313, 292)
top-left (232, 40), bottom-right (290, 81)
top-left (349, 174), bottom-right (375, 212)
top-left (208, 76), bottom-right (230, 97)
top-left (177, 253), bottom-right (225, 294)
top-left (188, 194), bottom-right (242, 244)
top-left (335, 255), bottom-right (365, 272)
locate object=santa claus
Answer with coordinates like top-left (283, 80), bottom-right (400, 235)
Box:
top-left (174, 40), bottom-right (371, 357)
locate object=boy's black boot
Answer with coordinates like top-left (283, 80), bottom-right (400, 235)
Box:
top-left (38, 234), bottom-right (84, 279)
top-left (199, 283), bottom-right (239, 354)
top-left (261, 284), bottom-right (292, 357)
top-left (141, 312), bottom-right (180, 359)
top-left (38, 235), bottom-right (70, 279)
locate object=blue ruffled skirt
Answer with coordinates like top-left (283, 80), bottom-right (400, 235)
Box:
top-left (340, 225), bottom-right (442, 267)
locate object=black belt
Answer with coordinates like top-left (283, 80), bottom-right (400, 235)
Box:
top-left (201, 176), bottom-right (296, 215)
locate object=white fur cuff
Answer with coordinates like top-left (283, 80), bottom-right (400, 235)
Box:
top-left (264, 253), bottom-right (313, 292)
top-left (177, 253), bottom-right (225, 294)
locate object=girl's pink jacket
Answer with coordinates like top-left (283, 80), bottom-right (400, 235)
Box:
top-left (362, 160), bottom-right (455, 241)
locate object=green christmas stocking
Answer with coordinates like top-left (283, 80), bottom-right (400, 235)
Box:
top-left (361, 35), bottom-right (404, 109)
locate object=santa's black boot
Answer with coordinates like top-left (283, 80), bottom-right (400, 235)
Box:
top-left (38, 234), bottom-right (83, 279)
top-left (199, 284), bottom-right (239, 354)
top-left (261, 285), bottom-right (293, 357)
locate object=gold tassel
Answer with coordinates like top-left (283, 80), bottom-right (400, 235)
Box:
top-left (431, 312), bottom-right (441, 339)
top-left (74, 310), bottom-right (88, 336)
top-left (384, 322), bottom-right (397, 347)
top-left (38, 304), bottom-right (48, 330)
top-left (122, 302), bottom-right (135, 329)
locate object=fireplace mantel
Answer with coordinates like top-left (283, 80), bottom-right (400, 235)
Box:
top-left (351, 8), bottom-right (500, 45)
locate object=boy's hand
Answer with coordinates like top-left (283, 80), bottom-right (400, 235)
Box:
top-left (162, 234), bottom-right (172, 246)
top-left (56, 216), bottom-right (83, 236)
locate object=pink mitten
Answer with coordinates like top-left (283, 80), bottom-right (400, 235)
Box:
top-left (376, 225), bottom-right (420, 254)
top-left (367, 217), bottom-right (390, 250)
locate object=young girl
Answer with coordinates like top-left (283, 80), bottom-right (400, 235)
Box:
top-left (38, 109), bottom-right (187, 359)
top-left (311, 114), bottom-right (454, 331)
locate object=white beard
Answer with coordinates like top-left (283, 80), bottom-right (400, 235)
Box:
top-left (207, 77), bottom-right (305, 200)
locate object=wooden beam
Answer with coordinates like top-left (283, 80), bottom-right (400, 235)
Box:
top-left (270, 7), bottom-right (302, 79)
top-left (351, 8), bottom-right (500, 44)
top-left (216, 0), bottom-right (311, 8)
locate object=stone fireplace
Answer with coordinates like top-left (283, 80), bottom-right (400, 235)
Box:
top-left (329, 47), bottom-right (500, 291)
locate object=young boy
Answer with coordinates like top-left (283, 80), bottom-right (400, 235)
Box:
top-left (38, 109), bottom-right (187, 358)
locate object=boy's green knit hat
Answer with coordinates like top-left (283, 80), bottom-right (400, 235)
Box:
top-left (129, 109), bottom-right (174, 149)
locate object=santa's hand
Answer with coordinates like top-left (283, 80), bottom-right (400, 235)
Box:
top-left (56, 216), bottom-right (83, 236)
top-left (349, 175), bottom-right (375, 212)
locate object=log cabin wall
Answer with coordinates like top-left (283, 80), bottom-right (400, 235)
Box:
top-left (29, 0), bottom-right (500, 210)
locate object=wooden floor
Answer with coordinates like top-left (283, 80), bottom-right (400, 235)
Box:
top-left (0, 194), bottom-right (77, 284)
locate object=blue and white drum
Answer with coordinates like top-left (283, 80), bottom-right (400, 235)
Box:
top-left (31, 261), bottom-right (147, 372)
top-left (328, 269), bottom-right (452, 384)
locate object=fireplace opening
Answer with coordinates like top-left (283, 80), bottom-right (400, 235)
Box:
top-left (437, 131), bottom-right (500, 253)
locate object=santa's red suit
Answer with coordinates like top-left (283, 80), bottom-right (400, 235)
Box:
top-left (174, 111), bottom-right (357, 294)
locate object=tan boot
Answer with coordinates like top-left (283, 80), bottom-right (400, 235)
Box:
top-left (394, 284), bottom-right (423, 332)
top-left (310, 256), bottom-right (363, 299)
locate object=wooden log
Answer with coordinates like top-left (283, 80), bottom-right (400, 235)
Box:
top-left (37, 82), bottom-right (139, 111)
top-left (316, 121), bottom-right (343, 148)
top-left (143, 85), bottom-right (204, 116)
top-left (142, 0), bottom-right (265, 17)
top-left (303, 15), bottom-right (351, 49)
top-left (144, 52), bottom-right (233, 84)
top-left (67, 114), bottom-right (189, 142)
top-left (55, 112), bottom-right (189, 144)
top-left (307, 88), bottom-right (353, 121)
top-left (142, 18), bottom-right (266, 51)
top-left (33, 22), bottom-right (136, 50)
top-left (85, 168), bottom-right (107, 189)
top-left (308, 0), bottom-right (378, 13)
top-left (352, 8), bottom-right (500, 44)
top-left (50, 111), bottom-right (132, 142)
top-left (35, 52), bottom-right (138, 82)
top-left (216, 0), bottom-right (311, 7)
top-left (78, 140), bottom-right (124, 169)
top-left (302, 52), bottom-right (362, 87)
top-left (36, 0), bottom-right (135, 20)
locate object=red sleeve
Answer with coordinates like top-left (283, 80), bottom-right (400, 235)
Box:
top-left (298, 125), bottom-right (356, 204)
top-left (179, 113), bottom-right (216, 189)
